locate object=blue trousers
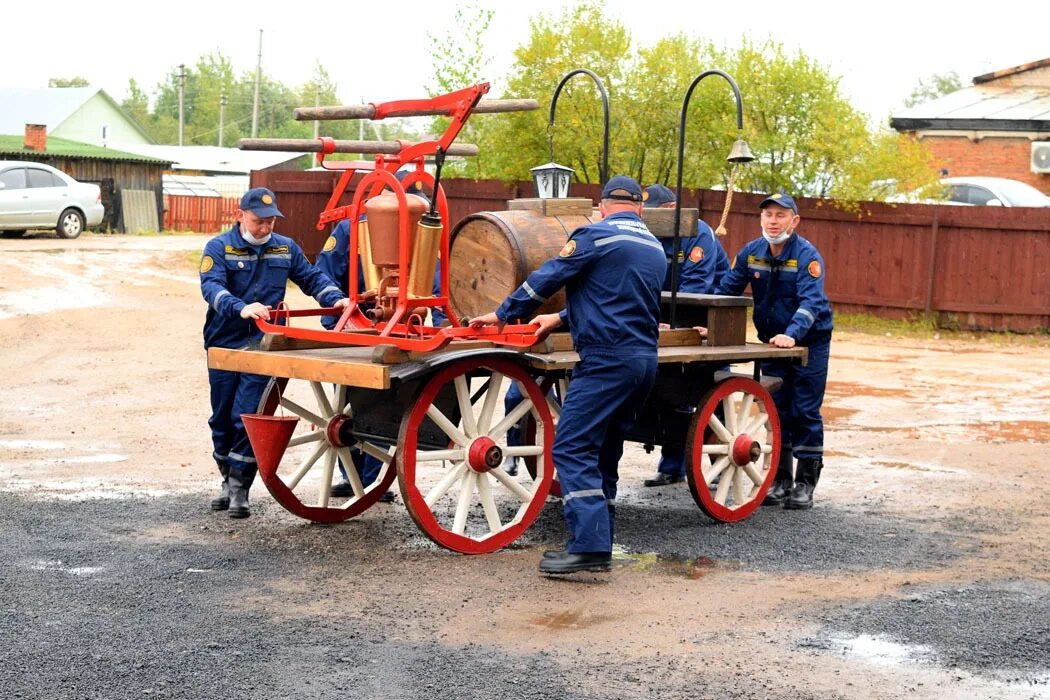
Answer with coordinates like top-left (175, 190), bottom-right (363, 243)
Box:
top-left (760, 339), bottom-right (830, 460)
top-left (554, 352), bottom-right (657, 554)
top-left (207, 367), bottom-right (270, 476)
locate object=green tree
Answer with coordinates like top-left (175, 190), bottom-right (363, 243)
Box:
top-left (905, 71), bottom-right (963, 108)
top-left (475, 3), bottom-right (631, 184)
top-left (425, 2), bottom-right (495, 177)
top-left (48, 76), bottom-right (89, 87)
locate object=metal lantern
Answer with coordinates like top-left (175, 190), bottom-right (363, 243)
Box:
top-left (530, 162), bottom-right (575, 199)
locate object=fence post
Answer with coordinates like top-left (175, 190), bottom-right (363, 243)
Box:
top-left (923, 209), bottom-right (940, 315)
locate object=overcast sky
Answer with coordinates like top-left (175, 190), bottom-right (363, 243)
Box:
top-left (3, 0), bottom-right (1047, 125)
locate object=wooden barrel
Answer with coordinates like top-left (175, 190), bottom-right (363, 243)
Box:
top-left (448, 209), bottom-right (597, 319)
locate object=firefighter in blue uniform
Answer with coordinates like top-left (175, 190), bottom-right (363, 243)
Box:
top-left (314, 172), bottom-right (429, 501)
top-left (640, 183), bottom-right (730, 487)
top-left (716, 193), bottom-right (833, 510)
top-left (471, 176), bottom-right (666, 574)
top-left (200, 187), bottom-right (347, 518)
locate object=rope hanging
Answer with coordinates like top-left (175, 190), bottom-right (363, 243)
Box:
top-left (715, 164), bottom-right (738, 237)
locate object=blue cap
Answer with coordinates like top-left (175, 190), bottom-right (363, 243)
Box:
top-left (759, 192), bottom-right (798, 214)
top-left (600, 175), bottom-right (643, 202)
top-left (643, 184), bottom-right (676, 208)
top-left (395, 169), bottom-right (429, 203)
top-left (239, 187), bottom-right (283, 218)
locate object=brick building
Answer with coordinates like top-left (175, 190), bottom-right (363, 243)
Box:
top-left (890, 58), bottom-right (1050, 194)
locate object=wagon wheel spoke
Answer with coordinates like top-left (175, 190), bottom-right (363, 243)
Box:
top-left (452, 472), bottom-right (477, 535)
top-left (476, 371), bottom-right (504, 433)
top-left (287, 431), bottom-right (324, 448)
top-left (731, 466), bottom-right (747, 505)
top-left (477, 473), bottom-right (503, 532)
top-left (701, 444), bottom-right (730, 455)
top-left (504, 445), bottom-right (543, 457)
top-left (316, 448), bottom-right (337, 508)
top-left (490, 466), bottom-right (534, 502)
top-left (707, 413), bottom-right (734, 444)
top-left (415, 448), bottom-right (466, 462)
top-left (425, 462), bottom-right (468, 507)
top-left (280, 397), bottom-right (326, 427)
top-left (310, 381), bottom-right (335, 419)
top-left (742, 462), bottom-right (765, 488)
top-left (713, 465), bottom-right (734, 504)
top-left (426, 404), bottom-right (471, 447)
top-left (741, 412), bottom-right (768, 439)
top-left (287, 440), bottom-right (329, 490)
top-left (703, 455), bottom-right (731, 484)
top-left (722, 393), bottom-right (739, 434)
top-left (488, 397), bottom-right (535, 441)
top-left (454, 375), bottom-right (478, 438)
top-left (335, 446), bottom-right (366, 499)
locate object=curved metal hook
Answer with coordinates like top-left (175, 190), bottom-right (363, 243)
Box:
top-left (670, 70), bottom-right (748, 327)
top-left (548, 68), bottom-right (610, 185)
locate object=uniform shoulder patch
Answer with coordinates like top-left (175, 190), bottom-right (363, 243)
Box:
top-left (688, 246), bottom-right (703, 263)
top-left (808, 260), bottom-right (822, 278)
top-left (200, 256), bottom-right (214, 273)
top-left (322, 236), bottom-right (337, 253)
top-left (559, 240), bottom-right (577, 257)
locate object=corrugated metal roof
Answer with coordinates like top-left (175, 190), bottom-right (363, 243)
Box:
top-left (893, 85), bottom-right (1050, 122)
top-left (0, 135), bottom-right (171, 164)
top-left (109, 143), bottom-right (307, 174)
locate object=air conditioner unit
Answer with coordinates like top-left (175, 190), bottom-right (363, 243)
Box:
top-left (1033, 142), bottom-right (1050, 174)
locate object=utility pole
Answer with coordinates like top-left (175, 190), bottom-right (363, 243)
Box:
top-left (218, 92), bottom-right (227, 147)
top-left (251, 29), bottom-right (263, 138)
top-left (177, 64), bottom-right (186, 147)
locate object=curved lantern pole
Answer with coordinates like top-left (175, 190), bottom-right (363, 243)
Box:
top-left (671, 70), bottom-right (755, 327)
top-left (548, 68), bottom-right (610, 186)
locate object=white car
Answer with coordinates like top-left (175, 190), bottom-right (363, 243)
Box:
top-left (940, 177), bottom-right (1050, 208)
top-left (0, 161), bottom-right (105, 239)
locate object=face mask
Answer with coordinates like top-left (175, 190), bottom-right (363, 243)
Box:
top-left (762, 230), bottom-right (791, 246)
top-left (241, 229), bottom-right (271, 246)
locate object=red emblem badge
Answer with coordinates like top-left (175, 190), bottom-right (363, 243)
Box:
top-left (688, 246), bottom-right (703, 263)
top-left (808, 260), bottom-right (822, 278)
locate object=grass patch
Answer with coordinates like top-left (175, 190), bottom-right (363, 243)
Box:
top-left (835, 311), bottom-right (1050, 347)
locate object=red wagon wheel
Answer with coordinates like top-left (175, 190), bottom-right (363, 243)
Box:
top-left (523, 375), bottom-right (569, 498)
top-left (255, 378), bottom-right (398, 524)
top-left (685, 376), bottom-right (780, 523)
top-left (397, 358), bottom-right (554, 554)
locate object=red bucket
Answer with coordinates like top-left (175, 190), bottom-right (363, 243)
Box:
top-left (242, 413), bottom-right (299, 479)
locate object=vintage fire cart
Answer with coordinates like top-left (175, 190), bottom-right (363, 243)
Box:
top-left (211, 81), bottom-right (806, 554)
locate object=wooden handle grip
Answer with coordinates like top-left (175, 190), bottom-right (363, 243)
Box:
top-left (293, 98), bottom-right (538, 121)
top-left (238, 139), bottom-right (480, 157)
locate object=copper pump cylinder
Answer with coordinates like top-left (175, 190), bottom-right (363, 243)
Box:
top-left (365, 191), bottom-right (429, 267)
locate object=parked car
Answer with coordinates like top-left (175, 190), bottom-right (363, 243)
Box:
top-left (940, 177), bottom-right (1050, 207)
top-left (0, 161), bottom-right (105, 238)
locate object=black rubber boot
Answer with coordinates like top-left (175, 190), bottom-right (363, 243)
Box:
top-left (785, 457), bottom-right (822, 510)
top-left (228, 466), bottom-right (258, 519)
top-left (210, 463), bottom-right (230, 511)
top-left (762, 448), bottom-right (794, 506)
top-left (502, 456), bottom-right (519, 477)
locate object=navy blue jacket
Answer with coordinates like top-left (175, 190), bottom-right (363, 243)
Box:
top-left (664, 220), bottom-right (730, 294)
top-left (496, 211), bottom-right (666, 356)
top-left (315, 219), bottom-right (372, 330)
top-left (717, 233), bottom-right (833, 344)
top-left (200, 225), bottom-right (343, 349)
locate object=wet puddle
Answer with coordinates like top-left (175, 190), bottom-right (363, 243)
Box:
top-left (530, 610), bottom-right (616, 630)
top-left (615, 551), bottom-right (741, 580)
top-left (804, 632), bottom-right (936, 666)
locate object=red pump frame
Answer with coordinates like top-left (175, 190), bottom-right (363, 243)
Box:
top-left (253, 83), bottom-right (542, 352)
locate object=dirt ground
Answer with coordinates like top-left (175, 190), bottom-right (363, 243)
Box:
top-left (1, 233), bottom-right (1048, 699)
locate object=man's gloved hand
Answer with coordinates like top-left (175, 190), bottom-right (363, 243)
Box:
top-left (240, 302), bottom-right (271, 320)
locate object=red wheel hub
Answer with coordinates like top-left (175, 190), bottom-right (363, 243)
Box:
top-left (732, 433), bottom-right (761, 466)
top-left (467, 436), bottom-right (503, 473)
top-left (325, 414), bottom-right (352, 448)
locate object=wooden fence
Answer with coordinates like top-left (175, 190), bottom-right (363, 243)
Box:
top-left (234, 172), bottom-right (1049, 332)
top-left (163, 195), bottom-right (239, 233)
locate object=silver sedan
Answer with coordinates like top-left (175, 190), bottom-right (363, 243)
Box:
top-left (0, 161), bottom-right (105, 239)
